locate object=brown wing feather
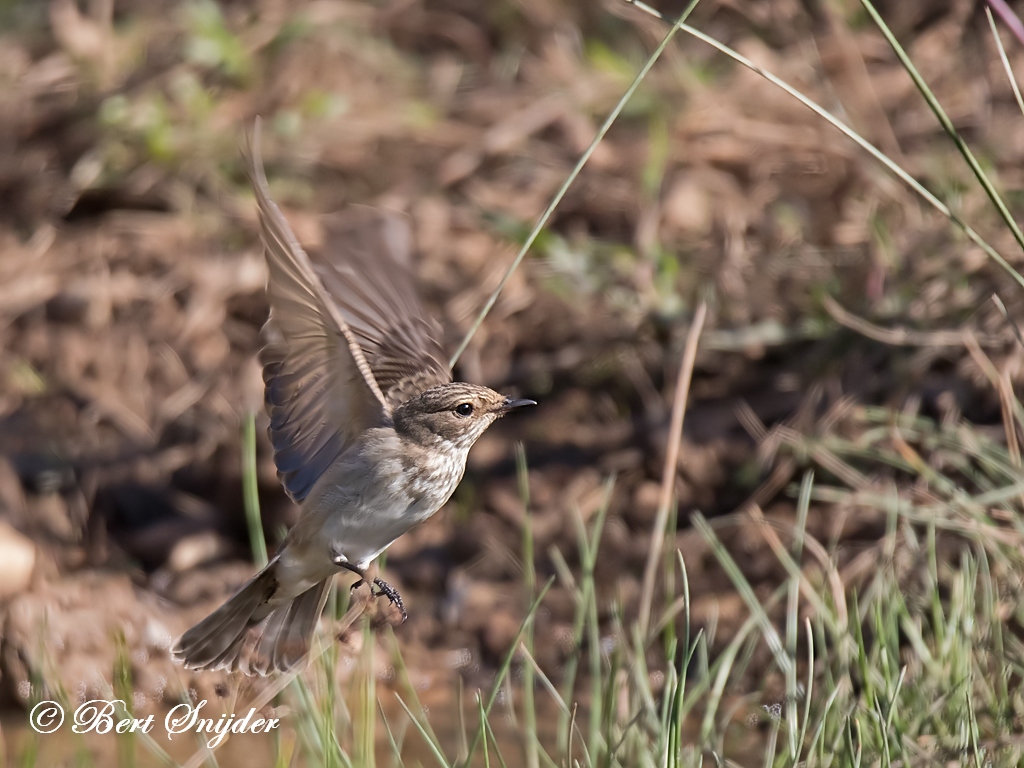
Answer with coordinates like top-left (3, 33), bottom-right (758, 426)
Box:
top-left (310, 207), bottom-right (451, 406)
top-left (246, 121), bottom-right (389, 501)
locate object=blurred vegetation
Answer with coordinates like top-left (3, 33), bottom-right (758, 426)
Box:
top-left (6, 0), bottom-right (1024, 766)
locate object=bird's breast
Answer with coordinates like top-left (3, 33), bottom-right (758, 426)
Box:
top-left (401, 446), bottom-right (467, 514)
top-left (285, 432), bottom-right (469, 572)
top-left (305, 434), bottom-right (467, 525)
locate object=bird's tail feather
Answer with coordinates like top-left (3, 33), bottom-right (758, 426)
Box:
top-left (249, 578), bottom-right (332, 675)
top-left (173, 559), bottom-right (333, 675)
top-left (173, 559), bottom-right (279, 672)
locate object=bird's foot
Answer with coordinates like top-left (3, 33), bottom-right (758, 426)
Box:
top-left (334, 556), bottom-right (407, 623)
top-left (369, 577), bottom-right (407, 623)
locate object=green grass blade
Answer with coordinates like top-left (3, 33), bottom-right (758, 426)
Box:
top-left (516, 444), bottom-right (539, 768)
top-left (623, 0), bottom-right (1024, 291)
top-left (378, 700), bottom-right (405, 767)
top-left (786, 471), bottom-right (813, 759)
top-left (797, 618), bottom-right (815, 764)
top-left (449, 0), bottom-right (704, 367)
top-left (692, 514), bottom-right (791, 677)
top-left (462, 578), bottom-right (555, 767)
top-left (859, 0), bottom-right (1024, 259)
top-left (986, 7), bottom-right (1024, 119)
top-left (242, 411), bottom-right (268, 567)
top-left (393, 694), bottom-right (452, 768)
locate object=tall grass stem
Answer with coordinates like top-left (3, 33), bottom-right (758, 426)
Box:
top-left (449, 0), bottom-right (704, 368)
top-left (639, 301), bottom-right (707, 637)
top-left (243, 411), bottom-right (268, 568)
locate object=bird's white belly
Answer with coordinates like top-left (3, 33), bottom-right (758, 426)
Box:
top-left (300, 446), bottom-right (466, 572)
top-left (319, 488), bottom-right (427, 567)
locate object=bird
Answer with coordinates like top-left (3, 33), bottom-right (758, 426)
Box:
top-left (172, 124), bottom-right (534, 675)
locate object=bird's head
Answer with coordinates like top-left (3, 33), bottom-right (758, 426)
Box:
top-left (392, 383), bottom-right (535, 451)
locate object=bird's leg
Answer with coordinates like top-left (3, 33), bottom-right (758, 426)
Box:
top-left (331, 552), bottom-right (407, 622)
top-left (329, 550), bottom-right (366, 590)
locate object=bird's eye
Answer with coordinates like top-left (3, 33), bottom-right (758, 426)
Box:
top-left (454, 403), bottom-right (474, 417)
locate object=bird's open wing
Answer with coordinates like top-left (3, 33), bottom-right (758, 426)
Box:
top-left (310, 207), bottom-right (452, 406)
top-left (247, 123), bottom-right (389, 502)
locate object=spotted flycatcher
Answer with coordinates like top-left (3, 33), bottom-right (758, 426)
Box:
top-left (173, 125), bottom-right (534, 674)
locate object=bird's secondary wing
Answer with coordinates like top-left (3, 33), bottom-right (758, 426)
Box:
top-left (311, 207), bottom-right (452, 407)
top-left (248, 123), bottom-right (389, 502)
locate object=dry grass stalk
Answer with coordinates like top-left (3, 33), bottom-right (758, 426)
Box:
top-left (638, 300), bottom-right (707, 638)
top-left (823, 295), bottom-right (1004, 348)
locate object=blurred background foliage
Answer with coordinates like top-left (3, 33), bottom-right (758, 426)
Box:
top-left (5, 0), bottom-right (1024, 765)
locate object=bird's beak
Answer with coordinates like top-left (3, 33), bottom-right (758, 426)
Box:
top-left (498, 396), bottom-right (537, 413)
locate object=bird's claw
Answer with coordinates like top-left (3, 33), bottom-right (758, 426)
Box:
top-left (347, 574), bottom-right (407, 622)
top-left (370, 577), bottom-right (407, 622)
